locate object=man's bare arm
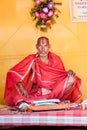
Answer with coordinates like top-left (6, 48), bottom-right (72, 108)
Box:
top-left (16, 82), bottom-right (29, 98)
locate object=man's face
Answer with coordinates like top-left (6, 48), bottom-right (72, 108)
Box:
top-left (36, 38), bottom-right (50, 57)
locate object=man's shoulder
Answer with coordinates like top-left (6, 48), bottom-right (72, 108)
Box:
top-left (10, 53), bottom-right (37, 71)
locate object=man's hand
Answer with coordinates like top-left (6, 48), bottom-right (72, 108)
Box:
top-left (67, 69), bottom-right (76, 87)
top-left (16, 82), bottom-right (29, 98)
top-left (64, 69), bottom-right (76, 93)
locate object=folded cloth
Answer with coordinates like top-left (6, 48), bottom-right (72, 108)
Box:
top-left (28, 102), bottom-right (70, 111)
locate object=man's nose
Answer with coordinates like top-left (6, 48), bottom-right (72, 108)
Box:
top-left (41, 46), bottom-right (45, 51)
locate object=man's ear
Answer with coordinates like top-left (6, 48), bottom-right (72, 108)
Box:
top-left (49, 44), bottom-right (51, 49)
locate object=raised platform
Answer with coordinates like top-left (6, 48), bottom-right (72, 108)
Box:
top-left (0, 107), bottom-right (87, 127)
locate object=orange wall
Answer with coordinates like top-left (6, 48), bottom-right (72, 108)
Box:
top-left (0, 0), bottom-right (87, 104)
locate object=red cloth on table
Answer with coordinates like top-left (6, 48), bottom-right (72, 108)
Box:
top-left (4, 52), bottom-right (82, 106)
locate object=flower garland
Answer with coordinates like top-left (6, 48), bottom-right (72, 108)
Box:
top-left (30, 0), bottom-right (62, 32)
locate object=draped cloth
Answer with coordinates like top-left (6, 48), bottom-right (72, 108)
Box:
top-left (4, 52), bottom-right (82, 106)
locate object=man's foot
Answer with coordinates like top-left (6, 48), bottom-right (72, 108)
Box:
top-left (18, 102), bottom-right (29, 112)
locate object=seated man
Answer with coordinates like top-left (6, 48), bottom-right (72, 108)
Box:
top-left (4, 36), bottom-right (82, 111)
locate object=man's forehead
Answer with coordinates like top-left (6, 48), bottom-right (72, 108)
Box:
top-left (40, 38), bottom-right (47, 44)
top-left (37, 37), bottom-right (49, 45)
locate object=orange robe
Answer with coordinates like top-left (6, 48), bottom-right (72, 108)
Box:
top-left (4, 52), bottom-right (82, 106)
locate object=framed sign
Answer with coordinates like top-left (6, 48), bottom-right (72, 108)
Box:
top-left (70, 0), bottom-right (87, 22)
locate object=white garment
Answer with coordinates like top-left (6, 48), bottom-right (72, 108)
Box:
top-left (42, 88), bottom-right (51, 95)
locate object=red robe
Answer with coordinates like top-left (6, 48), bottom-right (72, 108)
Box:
top-left (4, 52), bottom-right (82, 106)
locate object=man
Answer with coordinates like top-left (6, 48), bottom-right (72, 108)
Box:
top-left (4, 36), bottom-right (82, 110)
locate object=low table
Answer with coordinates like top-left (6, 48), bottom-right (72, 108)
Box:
top-left (0, 108), bottom-right (87, 127)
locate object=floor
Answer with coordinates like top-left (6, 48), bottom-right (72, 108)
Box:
top-left (0, 126), bottom-right (86, 130)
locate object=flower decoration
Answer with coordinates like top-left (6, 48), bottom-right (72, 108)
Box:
top-left (30, 0), bottom-right (62, 32)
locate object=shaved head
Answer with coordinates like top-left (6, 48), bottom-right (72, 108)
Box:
top-left (36, 36), bottom-right (50, 46)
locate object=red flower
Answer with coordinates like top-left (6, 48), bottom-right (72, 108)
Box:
top-left (40, 12), bottom-right (47, 19)
top-left (46, 20), bottom-right (52, 24)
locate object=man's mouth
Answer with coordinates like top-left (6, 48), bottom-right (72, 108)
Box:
top-left (39, 52), bottom-right (48, 56)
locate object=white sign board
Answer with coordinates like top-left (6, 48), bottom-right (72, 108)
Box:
top-left (70, 0), bottom-right (87, 22)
